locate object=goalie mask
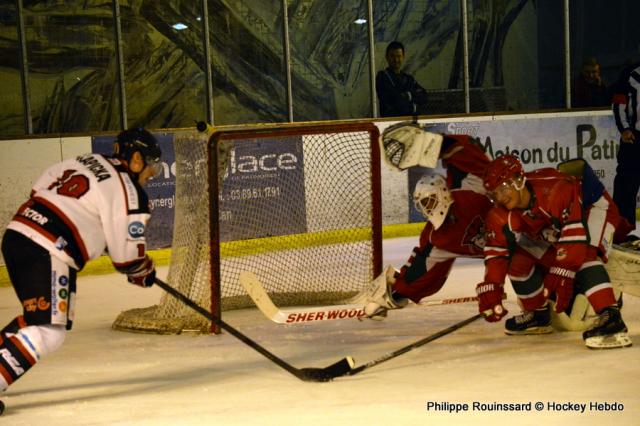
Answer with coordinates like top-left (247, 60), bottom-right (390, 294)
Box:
top-left (114, 128), bottom-right (163, 179)
top-left (413, 174), bottom-right (453, 230)
top-left (381, 122), bottom-right (444, 170)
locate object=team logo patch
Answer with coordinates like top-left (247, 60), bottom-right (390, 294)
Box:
top-left (59, 275), bottom-right (68, 286)
top-left (58, 289), bottom-right (68, 299)
top-left (128, 221), bottom-right (145, 238)
top-left (556, 248), bottom-right (568, 260)
top-left (462, 215), bottom-right (486, 250)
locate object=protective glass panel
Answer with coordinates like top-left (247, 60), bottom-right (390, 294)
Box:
top-left (209, 0), bottom-right (287, 125)
top-left (373, 0), bottom-right (463, 117)
top-left (289, 0), bottom-right (372, 121)
top-left (0, 3), bottom-right (24, 137)
top-left (569, 0), bottom-right (640, 109)
top-left (121, 1), bottom-right (207, 128)
top-left (467, 0), bottom-right (563, 112)
top-left (23, 2), bottom-right (121, 133)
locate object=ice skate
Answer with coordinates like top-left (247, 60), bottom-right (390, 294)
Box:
top-left (504, 304), bottom-right (553, 335)
top-left (583, 306), bottom-right (632, 349)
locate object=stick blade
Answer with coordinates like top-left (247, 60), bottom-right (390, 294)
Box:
top-left (239, 271), bottom-right (283, 321)
top-left (299, 356), bottom-right (355, 382)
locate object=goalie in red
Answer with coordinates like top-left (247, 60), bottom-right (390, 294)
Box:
top-left (363, 124), bottom-right (493, 319)
top-left (477, 154), bottom-right (631, 349)
top-left (0, 129), bottom-right (162, 395)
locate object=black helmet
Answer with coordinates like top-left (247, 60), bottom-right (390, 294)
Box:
top-left (114, 128), bottom-right (162, 164)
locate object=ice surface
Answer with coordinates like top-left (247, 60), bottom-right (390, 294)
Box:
top-left (1, 237), bottom-right (639, 425)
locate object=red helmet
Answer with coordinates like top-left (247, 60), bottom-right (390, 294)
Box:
top-left (483, 154), bottom-right (524, 191)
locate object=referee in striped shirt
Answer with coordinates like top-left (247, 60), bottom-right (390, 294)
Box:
top-left (612, 61), bottom-right (640, 238)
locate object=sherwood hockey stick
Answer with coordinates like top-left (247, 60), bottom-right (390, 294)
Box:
top-left (239, 271), bottom-right (494, 324)
top-left (239, 271), bottom-right (365, 323)
top-left (328, 309), bottom-right (492, 379)
top-left (154, 277), bottom-right (354, 382)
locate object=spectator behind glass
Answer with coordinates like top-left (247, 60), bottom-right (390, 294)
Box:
top-left (572, 57), bottom-right (610, 108)
top-left (376, 41), bottom-right (428, 118)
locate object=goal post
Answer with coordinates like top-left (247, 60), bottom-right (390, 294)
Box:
top-left (113, 121), bottom-right (383, 334)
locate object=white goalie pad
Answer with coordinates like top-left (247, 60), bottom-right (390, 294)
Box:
top-left (550, 294), bottom-right (597, 331)
top-left (606, 243), bottom-right (640, 297)
top-left (381, 122), bottom-right (443, 170)
top-left (550, 286), bottom-right (623, 332)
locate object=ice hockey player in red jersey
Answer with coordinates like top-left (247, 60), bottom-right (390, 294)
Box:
top-left (364, 130), bottom-right (493, 319)
top-left (0, 128), bottom-right (162, 393)
top-left (477, 154), bottom-right (632, 349)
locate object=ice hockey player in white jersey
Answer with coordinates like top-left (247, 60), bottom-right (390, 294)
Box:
top-left (0, 128), bottom-right (162, 396)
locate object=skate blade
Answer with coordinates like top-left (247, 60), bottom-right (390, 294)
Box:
top-left (505, 326), bottom-right (554, 335)
top-left (585, 332), bottom-right (633, 349)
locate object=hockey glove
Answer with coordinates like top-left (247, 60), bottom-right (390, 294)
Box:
top-left (126, 255), bottom-right (156, 288)
top-left (363, 267), bottom-right (407, 321)
top-left (476, 282), bottom-right (507, 322)
top-left (543, 267), bottom-right (575, 313)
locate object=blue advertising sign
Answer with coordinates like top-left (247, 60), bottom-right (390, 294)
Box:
top-left (91, 132), bottom-right (175, 248)
top-left (218, 135), bottom-right (307, 241)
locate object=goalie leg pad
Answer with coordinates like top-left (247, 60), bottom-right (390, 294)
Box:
top-left (606, 243), bottom-right (640, 297)
top-left (550, 294), bottom-right (597, 331)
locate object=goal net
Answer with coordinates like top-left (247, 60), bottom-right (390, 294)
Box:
top-left (113, 122), bottom-right (383, 333)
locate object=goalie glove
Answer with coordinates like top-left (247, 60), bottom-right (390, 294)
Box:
top-left (126, 255), bottom-right (156, 288)
top-left (543, 266), bottom-right (575, 313)
top-left (363, 266), bottom-right (408, 320)
top-left (476, 282), bottom-right (507, 322)
top-left (381, 122), bottom-right (444, 170)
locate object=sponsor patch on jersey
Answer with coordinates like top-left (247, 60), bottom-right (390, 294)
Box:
top-left (121, 173), bottom-right (140, 211)
top-left (23, 297), bottom-right (51, 312)
top-left (128, 221), bottom-right (145, 238)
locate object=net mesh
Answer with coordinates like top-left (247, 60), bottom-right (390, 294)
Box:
top-left (113, 123), bottom-right (380, 333)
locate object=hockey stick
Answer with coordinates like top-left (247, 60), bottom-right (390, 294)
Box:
top-left (239, 271), bottom-right (365, 323)
top-left (328, 310), bottom-right (492, 380)
top-left (154, 277), bottom-right (354, 382)
top-left (240, 271), bottom-right (492, 324)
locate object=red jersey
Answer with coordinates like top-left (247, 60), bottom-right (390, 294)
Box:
top-left (483, 168), bottom-right (618, 285)
top-left (394, 190), bottom-right (492, 302)
top-left (393, 134), bottom-right (492, 302)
